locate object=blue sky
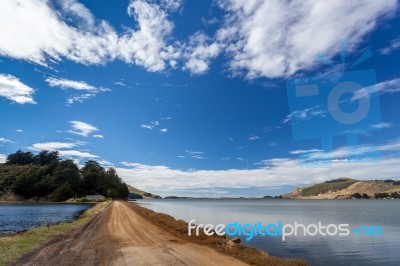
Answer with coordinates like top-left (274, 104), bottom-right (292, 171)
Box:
top-left (1, 0), bottom-right (400, 197)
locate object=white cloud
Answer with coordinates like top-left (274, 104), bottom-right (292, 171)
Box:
top-left (116, 157), bottom-right (400, 197)
top-left (141, 121), bottom-right (160, 130)
top-left (216, 0), bottom-right (397, 79)
top-left (58, 150), bottom-right (98, 159)
top-left (160, 0), bottom-right (183, 12)
top-left (29, 141), bottom-right (78, 151)
top-left (249, 135), bottom-right (259, 141)
top-left (141, 124), bottom-right (153, 130)
top-left (290, 138), bottom-right (400, 163)
top-left (45, 77), bottom-right (110, 105)
top-left (352, 78), bottom-right (400, 102)
top-left (28, 141), bottom-right (98, 160)
top-left (114, 81), bottom-right (126, 87)
top-left (46, 77), bottom-right (96, 91)
top-left (371, 122), bottom-right (393, 129)
top-left (160, 128), bottom-right (168, 133)
top-left (380, 37), bottom-right (400, 55)
top-left (66, 94), bottom-right (95, 105)
top-left (283, 105), bottom-right (326, 124)
top-left (0, 0), bottom-right (179, 72)
top-left (68, 121), bottom-right (99, 137)
top-left (98, 159), bottom-right (114, 167)
top-left (0, 138), bottom-right (14, 143)
top-left (185, 150), bottom-right (204, 159)
top-left (2, 0), bottom-right (394, 78)
top-left (183, 32), bottom-right (220, 74)
top-left (93, 134), bottom-right (104, 138)
top-left (290, 149), bottom-right (323, 155)
top-left (0, 154), bottom-right (6, 163)
top-left (16, 129), bottom-right (23, 133)
top-left (0, 74), bottom-right (36, 104)
top-left (118, 0), bottom-right (179, 72)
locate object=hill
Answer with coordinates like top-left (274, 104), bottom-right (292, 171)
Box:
top-left (126, 184), bottom-right (161, 199)
top-left (282, 177), bottom-right (400, 199)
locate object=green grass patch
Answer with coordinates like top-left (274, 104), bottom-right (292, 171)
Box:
top-left (301, 178), bottom-right (357, 197)
top-left (0, 201), bottom-right (110, 266)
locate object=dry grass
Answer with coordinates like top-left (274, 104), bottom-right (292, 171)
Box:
top-left (126, 202), bottom-right (308, 266)
top-left (0, 201), bottom-right (111, 266)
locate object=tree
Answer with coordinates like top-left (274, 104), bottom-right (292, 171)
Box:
top-left (6, 150), bottom-right (34, 165)
top-left (11, 168), bottom-right (40, 198)
top-left (2, 150), bottom-right (130, 201)
top-left (34, 150), bottom-right (60, 165)
top-left (50, 182), bottom-right (74, 202)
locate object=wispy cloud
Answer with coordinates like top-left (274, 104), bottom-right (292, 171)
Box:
top-left (45, 77), bottom-right (110, 105)
top-left (29, 141), bottom-right (78, 151)
top-left (16, 129), bottom-right (23, 133)
top-left (371, 122), bottom-right (393, 129)
top-left (68, 121), bottom-right (99, 137)
top-left (283, 105), bottom-right (326, 124)
top-left (215, 0), bottom-right (397, 79)
top-left (380, 37), bottom-right (400, 55)
top-left (114, 81), bottom-right (126, 87)
top-left (185, 150), bottom-right (204, 159)
top-left (352, 78), bottom-right (400, 101)
top-left (28, 141), bottom-right (98, 161)
top-left (93, 134), bottom-right (104, 138)
top-left (0, 74), bottom-right (36, 104)
top-left (289, 149), bottom-right (323, 155)
top-left (249, 135), bottom-right (260, 141)
top-left (289, 138), bottom-right (400, 163)
top-left (0, 138), bottom-right (14, 143)
top-left (46, 77), bottom-right (96, 90)
top-left (159, 128), bottom-right (168, 134)
top-left (141, 121), bottom-right (160, 130)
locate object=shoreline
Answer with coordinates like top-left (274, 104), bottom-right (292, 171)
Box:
top-left (126, 201), bottom-right (307, 266)
top-left (0, 201), bottom-right (110, 265)
top-left (4, 200), bottom-right (307, 266)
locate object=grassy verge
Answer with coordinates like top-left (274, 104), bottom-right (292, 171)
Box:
top-left (0, 201), bottom-right (111, 266)
top-left (127, 202), bottom-right (308, 266)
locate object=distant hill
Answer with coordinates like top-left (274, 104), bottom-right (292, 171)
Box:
top-left (126, 184), bottom-right (161, 199)
top-left (283, 177), bottom-right (400, 199)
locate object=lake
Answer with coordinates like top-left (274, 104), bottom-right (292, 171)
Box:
top-left (0, 203), bottom-right (93, 235)
top-left (136, 199), bottom-right (399, 266)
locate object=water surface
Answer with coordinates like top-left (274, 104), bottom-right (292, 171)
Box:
top-left (0, 203), bottom-right (93, 235)
top-left (136, 199), bottom-right (399, 266)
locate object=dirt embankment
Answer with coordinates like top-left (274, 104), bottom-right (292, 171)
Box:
top-left (12, 201), bottom-right (305, 266)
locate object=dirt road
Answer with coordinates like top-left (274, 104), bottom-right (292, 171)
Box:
top-left (14, 201), bottom-right (247, 266)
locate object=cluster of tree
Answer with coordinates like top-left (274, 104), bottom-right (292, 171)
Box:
top-left (0, 150), bottom-right (129, 201)
top-left (263, 195), bottom-right (283, 199)
top-left (351, 193), bottom-right (370, 199)
top-left (375, 192), bottom-right (400, 199)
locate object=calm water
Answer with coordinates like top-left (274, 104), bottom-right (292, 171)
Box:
top-left (0, 203), bottom-right (93, 235)
top-left (136, 199), bottom-right (399, 266)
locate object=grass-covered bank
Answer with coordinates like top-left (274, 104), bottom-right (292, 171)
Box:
top-left (0, 201), bottom-right (111, 266)
top-left (127, 202), bottom-right (308, 266)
